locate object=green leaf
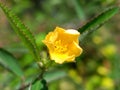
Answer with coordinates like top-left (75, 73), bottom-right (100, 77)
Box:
top-left (0, 3), bottom-right (40, 61)
top-left (0, 48), bottom-right (24, 77)
top-left (78, 7), bottom-right (119, 34)
top-left (31, 79), bottom-right (48, 90)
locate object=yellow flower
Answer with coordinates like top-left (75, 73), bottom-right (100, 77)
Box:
top-left (42, 27), bottom-right (83, 64)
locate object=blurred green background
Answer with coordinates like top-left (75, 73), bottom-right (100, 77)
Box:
top-left (0, 0), bottom-right (120, 90)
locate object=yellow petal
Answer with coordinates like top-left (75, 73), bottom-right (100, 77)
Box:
top-left (68, 41), bottom-right (83, 57)
top-left (50, 52), bottom-right (75, 64)
top-left (66, 29), bottom-right (80, 35)
top-left (54, 27), bottom-right (80, 44)
top-left (43, 31), bottom-right (58, 43)
top-left (64, 29), bottom-right (80, 44)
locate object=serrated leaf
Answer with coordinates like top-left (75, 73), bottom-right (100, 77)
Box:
top-left (0, 3), bottom-right (40, 61)
top-left (0, 48), bottom-right (24, 77)
top-left (78, 7), bottom-right (119, 34)
top-left (31, 79), bottom-right (48, 90)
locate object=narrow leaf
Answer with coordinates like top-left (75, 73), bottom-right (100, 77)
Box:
top-left (0, 3), bottom-right (40, 61)
top-left (0, 48), bottom-right (24, 77)
top-left (78, 7), bottom-right (119, 34)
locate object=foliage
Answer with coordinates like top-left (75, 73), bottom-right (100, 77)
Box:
top-left (0, 0), bottom-right (120, 90)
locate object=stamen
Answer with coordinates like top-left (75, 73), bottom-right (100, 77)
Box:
top-left (54, 40), bottom-right (68, 53)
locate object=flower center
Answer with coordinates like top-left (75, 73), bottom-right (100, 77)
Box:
top-left (54, 40), bottom-right (68, 53)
